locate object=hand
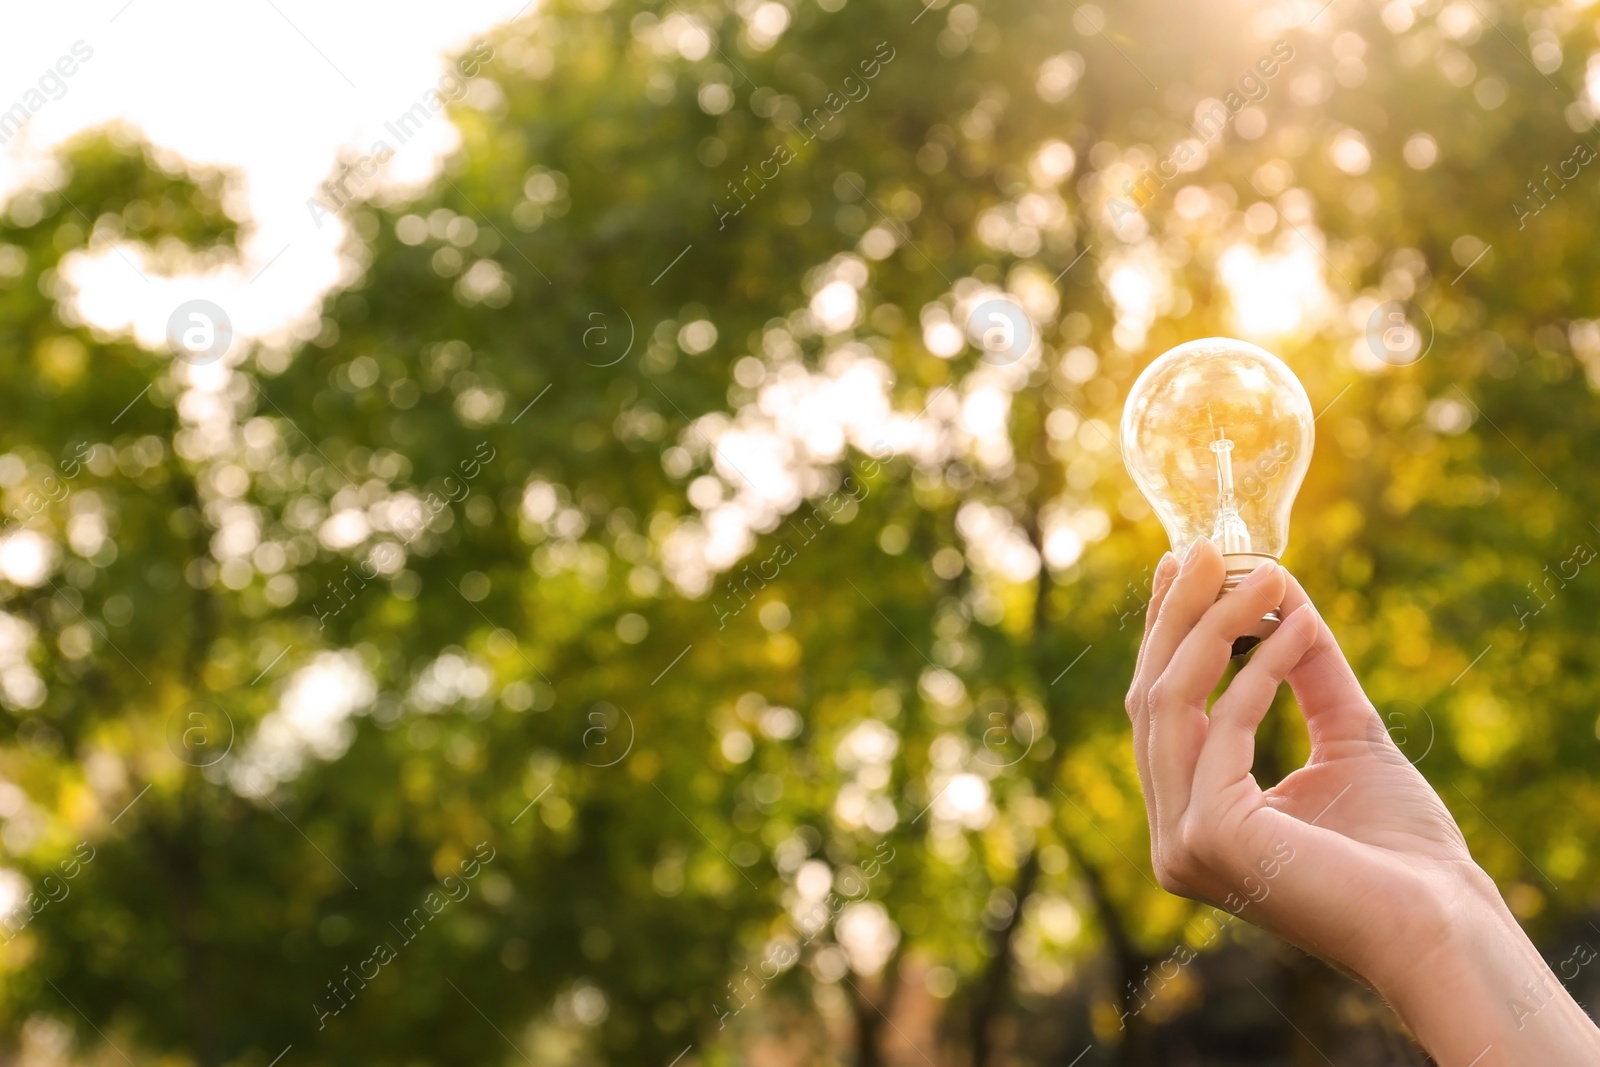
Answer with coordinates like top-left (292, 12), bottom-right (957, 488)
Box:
top-left (1124, 539), bottom-right (1600, 1065)
top-left (1126, 539), bottom-right (1469, 975)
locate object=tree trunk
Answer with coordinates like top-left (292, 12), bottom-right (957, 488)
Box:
top-left (1059, 829), bottom-right (1156, 1067)
top-left (852, 987), bottom-right (885, 1067)
top-left (849, 951), bottom-right (903, 1067)
top-left (1021, 489), bottom-right (1154, 1065)
top-left (173, 482), bottom-right (219, 1066)
top-left (970, 850), bottom-right (1041, 1067)
top-left (148, 811), bottom-right (217, 1067)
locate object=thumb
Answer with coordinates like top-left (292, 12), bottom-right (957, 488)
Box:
top-left (1276, 573), bottom-right (1378, 745)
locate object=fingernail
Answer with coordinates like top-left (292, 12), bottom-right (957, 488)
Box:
top-left (1242, 561), bottom-right (1279, 587)
top-left (1181, 538), bottom-right (1210, 570)
top-left (1156, 552), bottom-right (1176, 577)
top-left (1281, 603), bottom-right (1317, 638)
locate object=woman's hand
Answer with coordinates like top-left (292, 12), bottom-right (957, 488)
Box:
top-left (1125, 539), bottom-right (1600, 1065)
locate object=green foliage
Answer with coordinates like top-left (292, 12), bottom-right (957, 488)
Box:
top-left (1, 1), bottom-right (1598, 1064)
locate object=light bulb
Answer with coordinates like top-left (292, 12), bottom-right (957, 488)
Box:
top-left (1120, 337), bottom-right (1314, 654)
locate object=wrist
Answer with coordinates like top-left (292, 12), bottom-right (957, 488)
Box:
top-left (1366, 863), bottom-right (1506, 1007)
top-left (1372, 865), bottom-right (1600, 1065)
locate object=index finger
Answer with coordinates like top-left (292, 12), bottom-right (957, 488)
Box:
top-left (1130, 551), bottom-right (1178, 710)
top-left (1146, 562), bottom-right (1288, 829)
top-left (1131, 539), bottom-right (1227, 708)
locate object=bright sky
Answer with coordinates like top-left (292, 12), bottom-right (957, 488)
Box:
top-left (0, 0), bottom-right (532, 350)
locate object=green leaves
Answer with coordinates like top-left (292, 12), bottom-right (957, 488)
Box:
top-left (3, 1), bottom-right (1600, 1063)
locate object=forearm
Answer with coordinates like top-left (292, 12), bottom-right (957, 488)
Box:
top-left (1372, 869), bottom-right (1600, 1066)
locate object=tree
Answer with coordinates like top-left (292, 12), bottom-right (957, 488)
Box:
top-left (4, 1), bottom-right (1600, 1064)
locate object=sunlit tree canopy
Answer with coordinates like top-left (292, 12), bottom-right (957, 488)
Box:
top-left (0, 0), bottom-right (1598, 1064)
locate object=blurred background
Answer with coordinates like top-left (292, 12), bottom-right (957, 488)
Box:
top-left (0, 0), bottom-right (1597, 1063)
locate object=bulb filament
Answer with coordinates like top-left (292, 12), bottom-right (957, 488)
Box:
top-left (1208, 425), bottom-right (1253, 555)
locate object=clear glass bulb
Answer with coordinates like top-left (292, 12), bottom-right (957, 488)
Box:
top-left (1120, 338), bottom-right (1314, 648)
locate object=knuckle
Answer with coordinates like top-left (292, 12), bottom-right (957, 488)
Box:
top-left (1158, 845), bottom-right (1192, 890)
top-left (1152, 846), bottom-right (1187, 895)
top-left (1175, 818), bottom-right (1214, 874)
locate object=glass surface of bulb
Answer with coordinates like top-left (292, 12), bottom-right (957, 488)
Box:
top-left (1120, 337), bottom-right (1314, 570)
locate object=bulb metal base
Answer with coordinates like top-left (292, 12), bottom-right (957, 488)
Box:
top-left (1219, 552), bottom-right (1282, 658)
